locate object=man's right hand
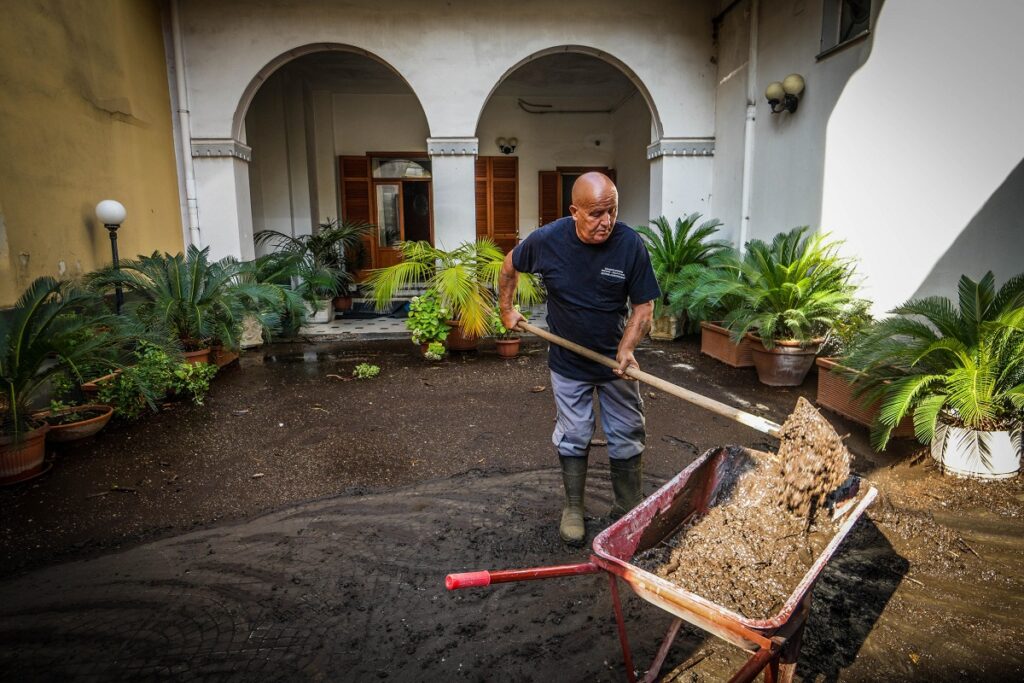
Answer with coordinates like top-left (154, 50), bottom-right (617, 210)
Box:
top-left (501, 308), bottom-right (526, 332)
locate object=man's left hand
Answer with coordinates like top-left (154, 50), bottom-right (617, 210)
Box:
top-left (614, 350), bottom-right (639, 380)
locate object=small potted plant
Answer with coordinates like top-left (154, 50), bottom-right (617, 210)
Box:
top-left (406, 289), bottom-right (450, 356)
top-left (691, 227), bottom-right (857, 386)
top-left (844, 271), bottom-right (1024, 477)
top-left (489, 304), bottom-right (528, 358)
top-left (35, 374), bottom-right (113, 444)
top-left (687, 252), bottom-right (754, 367)
top-left (637, 213), bottom-right (730, 341)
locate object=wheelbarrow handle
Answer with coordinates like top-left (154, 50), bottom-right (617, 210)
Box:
top-left (446, 562), bottom-right (600, 590)
top-left (517, 321), bottom-right (782, 439)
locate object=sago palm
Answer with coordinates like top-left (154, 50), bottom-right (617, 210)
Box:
top-left (689, 226), bottom-right (857, 347)
top-left (844, 271), bottom-right (1024, 451)
top-left (90, 246), bottom-right (282, 351)
top-left (1, 278), bottom-right (127, 435)
top-left (635, 213), bottom-right (730, 317)
top-left (365, 239), bottom-right (542, 338)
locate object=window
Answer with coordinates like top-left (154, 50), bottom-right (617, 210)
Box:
top-left (819, 0), bottom-right (874, 58)
top-left (371, 157), bottom-right (431, 179)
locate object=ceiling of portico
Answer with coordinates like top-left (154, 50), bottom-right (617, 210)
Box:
top-left (281, 50), bottom-right (637, 108)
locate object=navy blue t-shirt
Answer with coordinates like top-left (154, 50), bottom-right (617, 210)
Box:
top-left (512, 217), bottom-right (660, 382)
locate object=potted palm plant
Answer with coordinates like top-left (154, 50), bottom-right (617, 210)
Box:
top-left (90, 246), bottom-right (282, 359)
top-left (690, 227), bottom-right (857, 386)
top-left (1, 278), bottom-right (125, 483)
top-left (844, 272), bottom-right (1024, 477)
top-left (488, 304), bottom-right (529, 358)
top-left (366, 239), bottom-right (542, 350)
top-left (636, 213), bottom-right (730, 340)
top-left (255, 219), bottom-right (373, 324)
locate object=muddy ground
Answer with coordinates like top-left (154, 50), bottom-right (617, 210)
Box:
top-left (1, 337), bottom-right (1022, 681)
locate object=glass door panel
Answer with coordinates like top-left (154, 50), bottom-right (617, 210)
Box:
top-left (375, 183), bottom-right (401, 248)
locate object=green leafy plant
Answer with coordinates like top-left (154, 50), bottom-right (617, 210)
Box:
top-left (488, 303), bottom-right (528, 340)
top-left (405, 289), bottom-right (451, 345)
top-left (820, 299), bottom-right (874, 357)
top-left (366, 239), bottom-right (543, 338)
top-left (689, 227), bottom-right (858, 348)
top-left (237, 253), bottom-right (307, 337)
top-left (97, 343), bottom-right (177, 420)
top-left (636, 214), bottom-right (731, 318)
top-left (170, 361), bottom-right (218, 405)
top-left (353, 363), bottom-right (381, 379)
top-left (1, 278), bottom-right (128, 436)
top-left (254, 219), bottom-right (373, 306)
top-left (424, 342), bottom-right (446, 361)
top-left (843, 271), bottom-right (1024, 451)
top-left (89, 246), bottom-right (282, 351)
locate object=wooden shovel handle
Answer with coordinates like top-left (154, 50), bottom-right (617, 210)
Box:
top-left (518, 321), bottom-right (782, 439)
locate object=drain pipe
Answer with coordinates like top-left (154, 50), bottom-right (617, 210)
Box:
top-left (171, 0), bottom-right (201, 247)
top-left (738, 0), bottom-right (759, 253)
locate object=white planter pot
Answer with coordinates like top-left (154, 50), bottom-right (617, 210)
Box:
top-left (931, 423), bottom-right (1022, 479)
top-left (305, 300), bottom-right (335, 325)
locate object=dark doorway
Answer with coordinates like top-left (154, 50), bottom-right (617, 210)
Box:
top-left (402, 181), bottom-right (431, 243)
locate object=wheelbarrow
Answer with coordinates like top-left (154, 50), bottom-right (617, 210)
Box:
top-left (446, 444), bottom-right (877, 682)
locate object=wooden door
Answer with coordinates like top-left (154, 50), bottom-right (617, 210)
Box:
top-left (475, 156), bottom-right (519, 253)
top-left (339, 156), bottom-right (375, 279)
top-left (538, 167), bottom-right (615, 226)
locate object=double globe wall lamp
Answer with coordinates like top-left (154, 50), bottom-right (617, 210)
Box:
top-left (95, 199), bottom-right (126, 314)
top-left (495, 137), bottom-right (518, 155)
top-left (764, 74), bottom-right (805, 114)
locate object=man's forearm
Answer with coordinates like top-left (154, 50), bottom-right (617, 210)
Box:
top-left (618, 302), bottom-right (654, 354)
top-left (498, 251), bottom-right (519, 313)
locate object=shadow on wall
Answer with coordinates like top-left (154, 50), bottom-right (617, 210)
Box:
top-left (910, 156), bottom-right (1024, 304)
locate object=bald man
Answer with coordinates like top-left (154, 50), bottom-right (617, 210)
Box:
top-left (498, 172), bottom-right (659, 544)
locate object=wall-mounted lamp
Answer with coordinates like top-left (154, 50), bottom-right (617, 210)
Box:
top-left (95, 199), bottom-right (126, 314)
top-left (495, 137), bottom-right (518, 155)
top-left (765, 74), bottom-right (805, 114)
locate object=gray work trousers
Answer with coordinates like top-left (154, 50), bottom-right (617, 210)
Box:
top-left (550, 370), bottom-right (646, 460)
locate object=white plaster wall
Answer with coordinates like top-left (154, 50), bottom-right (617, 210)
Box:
top-left (712, 0), bottom-right (874, 244)
top-left (245, 75), bottom-right (293, 241)
top-left (311, 90), bottom-right (338, 223)
top-left (178, 0), bottom-right (717, 142)
top-left (822, 1), bottom-right (1024, 312)
top-left (332, 94), bottom-right (429, 155)
top-left (611, 93), bottom-right (652, 229)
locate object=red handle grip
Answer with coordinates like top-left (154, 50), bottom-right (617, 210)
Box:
top-left (446, 571), bottom-right (491, 590)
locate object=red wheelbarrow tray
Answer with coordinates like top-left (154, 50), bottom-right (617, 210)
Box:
top-left (591, 445), bottom-right (876, 651)
top-left (447, 445), bottom-right (877, 678)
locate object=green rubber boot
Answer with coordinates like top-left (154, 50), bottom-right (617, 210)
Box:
top-left (558, 455), bottom-right (588, 545)
top-left (609, 454), bottom-right (644, 520)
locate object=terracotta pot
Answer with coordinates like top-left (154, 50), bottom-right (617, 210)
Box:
top-left (747, 334), bottom-right (821, 386)
top-left (82, 370), bottom-right (121, 396)
top-left (495, 337), bottom-right (521, 358)
top-left (183, 348), bottom-right (212, 365)
top-left (0, 423), bottom-right (50, 485)
top-left (650, 312), bottom-right (685, 341)
top-left (332, 295), bottom-right (354, 312)
top-left (38, 405), bottom-right (114, 443)
top-left (699, 322), bottom-right (754, 367)
top-left (211, 345), bottom-right (240, 368)
top-left (445, 320), bottom-right (479, 351)
top-left (815, 358), bottom-right (915, 439)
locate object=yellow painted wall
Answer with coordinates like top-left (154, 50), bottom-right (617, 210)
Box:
top-left (0, 0), bottom-right (184, 306)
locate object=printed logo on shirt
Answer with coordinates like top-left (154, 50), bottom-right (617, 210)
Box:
top-left (600, 267), bottom-right (625, 281)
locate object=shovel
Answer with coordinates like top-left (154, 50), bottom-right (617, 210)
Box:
top-left (517, 321), bottom-right (783, 439)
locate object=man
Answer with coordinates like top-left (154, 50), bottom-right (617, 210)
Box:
top-left (498, 172), bottom-right (659, 544)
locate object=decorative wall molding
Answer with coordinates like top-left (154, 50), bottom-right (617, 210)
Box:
top-left (427, 137), bottom-right (479, 156)
top-left (646, 137), bottom-right (715, 159)
top-left (191, 138), bottom-right (252, 162)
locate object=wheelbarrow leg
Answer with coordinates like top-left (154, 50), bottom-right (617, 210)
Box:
top-left (774, 619), bottom-right (806, 683)
top-left (608, 573), bottom-right (637, 683)
top-left (642, 618), bottom-right (683, 683)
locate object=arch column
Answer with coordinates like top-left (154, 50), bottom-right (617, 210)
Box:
top-left (427, 137), bottom-right (478, 250)
top-left (647, 137), bottom-right (715, 221)
top-left (191, 139), bottom-right (256, 260)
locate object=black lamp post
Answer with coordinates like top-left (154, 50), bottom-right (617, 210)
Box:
top-left (95, 200), bottom-right (127, 314)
